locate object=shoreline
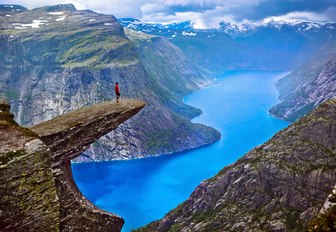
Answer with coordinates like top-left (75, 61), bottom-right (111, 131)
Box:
top-left (267, 70), bottom-right (292, 122)
top-left (73, 75), bottom-right (221, 164)
top-left (73, 70), bottom-right (290, 164)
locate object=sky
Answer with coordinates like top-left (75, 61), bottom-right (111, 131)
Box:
top-left (2, 0), bottom-right (336, 28)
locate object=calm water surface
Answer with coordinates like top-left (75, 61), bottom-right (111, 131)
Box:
top-left (72, 70), bottom-right (289, 231)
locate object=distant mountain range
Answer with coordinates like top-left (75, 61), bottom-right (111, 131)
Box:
top-left (1, 4), bottom-right (336, 232)
top-left (120, 18), bottom-right (336, 123)
top-left (120, 18), bottom-right (336, 74)
top-left (120, 18), bottom-right (336, 38)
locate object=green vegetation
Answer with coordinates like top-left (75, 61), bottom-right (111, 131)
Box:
top-left (5, 89), bottom-right (19, 100)
top-left (57, 30), bottom-right (136, 69)
top-left (0, 102), bottom-right (38, 138)
top-left (285, 207), bottom-right (305, 231)
top-left (190, 210), bottom-right (216, 222)
top-left (127, 29), bottom-right (205, 119)
top-left (145, 66), bottom-right (202, 119)
top-left (132, 221), bottom-right (160, 232)
top-left (143, 115), bottom-right (219, 154)
top-left (0, 149), bottom-right (27, 165)
top-left (124, 29), bottom-right (156, 44)
top-left (144, 128), bottom-right (176, 153)
top-left (3, 26), bottom-right (138, 69)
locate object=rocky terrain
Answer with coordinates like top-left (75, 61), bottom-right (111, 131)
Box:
top-left (0, 4), bottom-right (220, 161)
top-left (0, 98), bottom-right (144, 231)
top-left (270, 48), bottom-right (336, 122)
top-left (309, 185), bottom-right (336, 231)
top-left (136, 99), bottom-right (336, 232)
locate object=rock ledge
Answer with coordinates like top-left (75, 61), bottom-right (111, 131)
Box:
top-left (0, 99), bottom-right (145, 231)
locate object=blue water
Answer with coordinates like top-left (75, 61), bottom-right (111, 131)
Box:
top-left (72, 70), bottom-right (289, 231)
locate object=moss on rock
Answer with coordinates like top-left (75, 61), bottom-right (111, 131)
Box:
top-left (0, 149), bottom-right (27, 165)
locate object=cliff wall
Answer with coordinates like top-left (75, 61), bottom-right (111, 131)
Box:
top-left (0, 99), bottom-right (144, 231)
top-left (270, 47), bottom-right (336, 122)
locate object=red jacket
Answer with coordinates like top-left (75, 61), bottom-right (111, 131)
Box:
top-left (115, 84), bottom-right (120, 94)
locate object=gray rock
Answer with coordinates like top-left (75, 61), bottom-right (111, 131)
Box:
top-left (1, 99), bottom-right (144, 231)
top-left (136, 99), bottom-right (336, 232)
top-left (270, 50), bottom-right (336, 122)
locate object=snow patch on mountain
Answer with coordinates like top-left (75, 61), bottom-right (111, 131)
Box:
top-left (182, 31), bottom-right (196, 36)
top-left (56, 16), bottom-right (66, 21)
top-left (48, 12), bottom-right (64, 15)
top-left (20, 19), bottom-right (48, 28)
top-left (119, 17), bottom-right (336, 39)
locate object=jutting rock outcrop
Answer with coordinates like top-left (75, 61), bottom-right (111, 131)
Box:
top-left (0, 4), bottom-right (219, 161)
top-left (137, 99), bottom-right (336, 232)
top-left (0, 98), bottom-right (145, 231)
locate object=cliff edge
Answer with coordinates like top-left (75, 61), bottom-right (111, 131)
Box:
top-left (0, 98), bottom-right (145, 231)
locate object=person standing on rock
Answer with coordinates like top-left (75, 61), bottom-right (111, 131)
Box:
top-left (115, 82), bottom-right (120, 103)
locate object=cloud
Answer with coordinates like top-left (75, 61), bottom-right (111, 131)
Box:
top-left (141, 6), bottom-right (237, 29)
top-left (323, 6), bottom-right (336, 22)
top-left (141, 1), bottom-right (216, 16)
top-left (262, 9), bottom-right (336, 24)
top-left (235, 0), bottom-right (336, 21)
top-left (2, 0), bottom-right (336, 27)
top-left (139, 0), bottom-right (336, 27)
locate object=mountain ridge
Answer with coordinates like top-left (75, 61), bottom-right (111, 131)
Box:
top-left (120, 18), bottom-right (336, 74)
top-left (120, 18), bottom-right (335, 36)
top-left (0, 4), bottom-right (220, 161)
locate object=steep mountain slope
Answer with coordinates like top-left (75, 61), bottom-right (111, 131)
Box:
top-left (0, 4), bottom-right (220, 161)
top-left (270, 46), bottom-right (336, 122)
top-left (125, 29), bottom-right (204, 119)
top-left (136, 99), bottom-right (336, 232)
top-left (120, 19), bottom-right (336, 74)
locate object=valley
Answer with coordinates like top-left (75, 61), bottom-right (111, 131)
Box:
top-left (73, 71), bottom-right (289, 231)
top-left (1, 2), bottom-right (336, 232)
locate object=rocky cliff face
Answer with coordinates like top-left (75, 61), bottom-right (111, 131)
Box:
top-left (270, 48), bottom-right (336, 122)
top-left (0, 98), bottom-right (144, 231)
top-left (137, 99), bottom-right (336, 232)
top-left (0, 99), bottom-right (60, 231)
top-left (309, 185), bottom-right (336, 231)
top-left (0, 4), bottom-right (219, 162)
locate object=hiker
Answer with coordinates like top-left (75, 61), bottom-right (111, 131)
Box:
top-left (115, 82), bottom-right (120, 103)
